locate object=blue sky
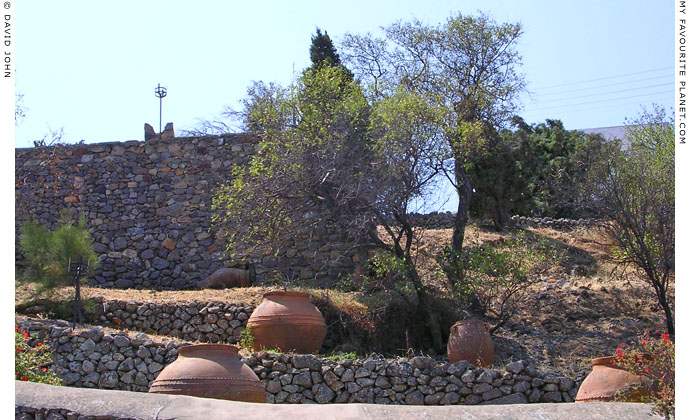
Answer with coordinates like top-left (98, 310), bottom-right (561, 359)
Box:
top-left (13, 0), bottom-right (673, 150)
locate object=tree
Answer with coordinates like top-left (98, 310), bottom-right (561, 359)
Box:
top-left (593, 105), bottom-right (674, 337)
top-left (309, 28), bottom-right (343, 69)
top-left (467, 129), bottom-right (526, 230)
top-left (15, 93), bottom-right (26, 126)
top-left (466, 117), bottom-right (617, 226)
top-left (342, 12), bottom-right (525, 253)
top-left (510, 119), bottom-right (614, 218)
top-left (19, 209), bottom-right (100, 324)
top-left (214, 65), bottom-right (450, 351)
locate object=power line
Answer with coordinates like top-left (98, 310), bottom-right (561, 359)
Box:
top-left (526, 82), bottom-right (673, 104)
top-left (520, 96), bottom-right (672, 119)
top-left (522, 90), bottom-right (672, 112)
top-left (529, 67), bottom-right (673, 90)
top-left (528, 74), bottom-right (673, 97)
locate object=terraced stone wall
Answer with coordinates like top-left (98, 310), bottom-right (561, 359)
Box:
top-left (15, 135), bottom-right (359, 289)
top-left (98, 300), bottom-right (253, 344)
top-left (17, 319), bottom-right (581, 405)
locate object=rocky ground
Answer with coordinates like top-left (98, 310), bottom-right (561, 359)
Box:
top-left (15, 224), bottom-right (673, 383)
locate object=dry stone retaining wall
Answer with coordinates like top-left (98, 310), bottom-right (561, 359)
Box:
top-left (15, 135), bottom-right (358, 289)
top-left (98, 300), bottom-right (253, 344)
top-left (405, 212), bottom-right (596, 230)
top-left (17, 319), bottom-right (580, 406)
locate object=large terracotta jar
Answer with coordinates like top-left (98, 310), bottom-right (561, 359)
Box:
top-left (247, 291), bottom-right (327, 354)
top-left (575, 356), bottom-right (651, 402)
top-left (447, 319), bottom-right (494, 367)
top-left (149, 344), bottom-right (265, 403)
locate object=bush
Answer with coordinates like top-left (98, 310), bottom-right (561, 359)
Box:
top-left (238, 326), bottom-right (255, 351)
top-left (614, 332), bottom-right (674, 419)
top-left (15, 326), bottom-right (62, 385)
top-left (19, 209), bottom-right (99, 295)
top-left (438, 233), bottom-right (549, 333)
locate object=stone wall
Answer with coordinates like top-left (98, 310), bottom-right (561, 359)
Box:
top-left (16, 406), bottom-right (132, 420)
top-left (17, 319), bottom-right (580, 405)
top-left (15, 135), bottom-right (358, 289)
top-left (510, 216), bottom-right (596, 230)
top-left (406, 212), bottom-right (596, 230)
top-left (98, 300), bottom-right (253, 344)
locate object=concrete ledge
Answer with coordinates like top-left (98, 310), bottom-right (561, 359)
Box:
top-left (16, 381), bottom-right (663, 420)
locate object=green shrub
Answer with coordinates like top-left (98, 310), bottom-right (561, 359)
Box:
top-left (438, 233), bottom-right (549, 332)
top-left (325, 352), bottom-right (357, 361)
top-left (238, 326), bottom-right (255, 351)
top-left (15, 326), bottom-right (62, 385)
top-left (19, 209), bottom-right (99, 295)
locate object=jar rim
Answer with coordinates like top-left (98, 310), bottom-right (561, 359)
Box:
top-left (263, 290), bottom-right (311, 299)
top-left (178, 344), bottom-right (240, 356)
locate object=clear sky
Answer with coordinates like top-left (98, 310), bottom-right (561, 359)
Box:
top-left (13, 0), bottom-right (673, 150)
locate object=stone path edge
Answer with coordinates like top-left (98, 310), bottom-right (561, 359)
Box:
top-left (16, 381), bottom-right (662, 420)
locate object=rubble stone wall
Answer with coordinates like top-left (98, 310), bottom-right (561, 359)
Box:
top-left (15, 135), bottom-right (358, 289)
top-left (17, 319), bottom-right (580, 406)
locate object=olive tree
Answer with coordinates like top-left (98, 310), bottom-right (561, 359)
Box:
top-left (342, 12), bottom-right (525, 252)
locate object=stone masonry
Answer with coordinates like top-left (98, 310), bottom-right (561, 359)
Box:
top-left (15, 135), bottom-right (358, 289)
top-left (17, 319), bottom-right (581, 405)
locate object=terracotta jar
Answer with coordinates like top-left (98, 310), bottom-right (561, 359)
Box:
top-left (575, 356), bottom-right (651, 402)
top-left (247, 291), bottom-right (327, 354)
top-left (149, 344), bottom-right (265, 403)
top-left (198, 267), bottom-right (254, 289)
top-left (447, 319), bottom-right (494, 366)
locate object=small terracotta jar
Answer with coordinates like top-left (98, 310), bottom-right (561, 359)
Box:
top-left (149, 344), bottom-right (265, 402)
top-left (247, 291), bottom-right (327, 354)
top-left (575, 356), bottom-right (651, 402)
top-left (447, 319), bottom-right (494, 367)
top-left (198, 267), bottom-right (253, 289)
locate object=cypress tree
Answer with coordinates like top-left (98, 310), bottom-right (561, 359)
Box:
top-left (309, 27), bottom-right (342, 68)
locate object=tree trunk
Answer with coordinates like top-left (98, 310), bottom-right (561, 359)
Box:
top-left (405, 255), bottom-right (444, 353)
top-left (652, 275), bottom-right (675, 338)
top-left (452, 166), bottom-right (473, 253)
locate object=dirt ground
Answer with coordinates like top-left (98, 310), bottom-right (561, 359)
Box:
top-left (15, 224), bottom-right (673, 380)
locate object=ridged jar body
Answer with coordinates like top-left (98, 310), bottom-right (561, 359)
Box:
top-left (247, 291), bottom-right (327, 354)
top-left (149, 344), bottom-right (265, 402)
top-left (447, 319), bottom-right (494, 366)
top-left (575, 356), bottom-right (649, 402)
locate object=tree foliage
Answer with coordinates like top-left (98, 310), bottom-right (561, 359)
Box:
top-left (342, 12), bottom-right (525, 252)
top-left (309, 28), bottom-right (343, 69)
top-left (437, 232), bottom-right (550, 333)
top-left (214, 62), bottom-right (451, 350)
top-left (466, 117), bottom-right (618, 227)
top-left (19, 209), bottom-right (99, 295)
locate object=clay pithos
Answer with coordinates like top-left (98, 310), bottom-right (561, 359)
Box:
top-left (447, 319), bottom-right (494, 367)
top-left (575, 356), bottom-right (652, 402)
top-left (149, 344), bottom-right (266, 402)
top-left (247, 291), bottom-right (327, 354)
top-left (197, 265), bottom-right (256, 289)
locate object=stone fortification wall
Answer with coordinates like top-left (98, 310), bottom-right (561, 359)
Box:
top-left (17, 319), bottom-right (580, 406)
top-left (15, 135), bottom-right (358, 289)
